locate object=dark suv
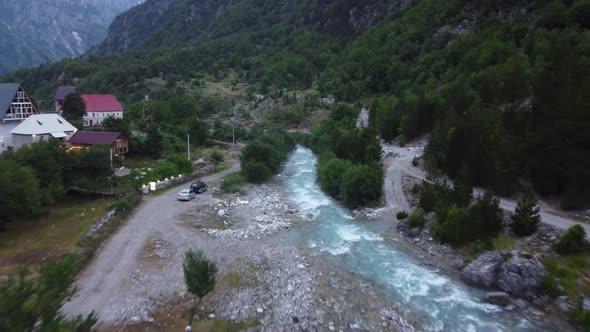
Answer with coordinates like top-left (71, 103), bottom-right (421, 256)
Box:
top-left (190, 179), bottom-right (208, 194)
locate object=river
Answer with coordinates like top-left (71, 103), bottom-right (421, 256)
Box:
top-left (281, 146), bottom-right (548, 332)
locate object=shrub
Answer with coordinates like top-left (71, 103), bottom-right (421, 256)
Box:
top-left (340, 163), bottom-right (383, 208)
top-left (396, 210), bottom-right (408, 220)
top-left (209, 149), bottom-right (225, 165)
top-left (470, 192), bottom-right (503, 237)
top-left (540, 275), bottom-right (564, 298)
top-left (431, 205), bottom-right (471, 245)
top-left (317, 157), bottom-right (352, 197)
top-left (183, 249), bottom-right (217, 324)
top-left (412, 157), bottom-right (419, 167)
top-left (221, 173), bottom-right (246, 194)
top-left (110, 199), bottom-right (130, 214)
top-left (554, 225), bottom-right (589, 255)
top-left (167, 154), bottom-right (193, 173)
top-left (536, 1), bottom-right (569, 29)
top-left (571, 300), bottom-right (590, 329)
top-left (407, 208), bottom-right (426, 228)
top-left (242, 160), bottom-right (272, 183)
top-left (571, 0), bottom-right (590, 29)
top-left (510, 194), bottom-right (541, 236)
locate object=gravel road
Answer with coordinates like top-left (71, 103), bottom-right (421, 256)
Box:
top-left (62, 164), bottom-right (241, 325)
top-left (381, 139), bottom-right (590, 235)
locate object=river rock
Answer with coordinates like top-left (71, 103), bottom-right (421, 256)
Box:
top-left (461, 252), bottom-right (503, 288)
top-left (555, 296), bottom-right (571, 313)
top-left (583, 297), bottom-right (590, 311)
top-left (496, 254), bottom-right (545, 296)
top-left (482, 291), bottom-right (511, 307)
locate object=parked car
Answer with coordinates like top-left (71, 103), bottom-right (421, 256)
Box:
top-left (190, 179), bottom-right (207, 194)
top-left (178, 189), bottom-right (196, 201)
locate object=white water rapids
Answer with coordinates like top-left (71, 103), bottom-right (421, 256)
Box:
top-left (282, 146), bottom-right (549, 332)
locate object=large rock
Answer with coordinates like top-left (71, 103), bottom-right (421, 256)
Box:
top-left (497, 254), bottom-right (545, 296)
top-left (461, 252), bottom-right (504, 288)
top-left (482, 291), bottom-right (512, 307)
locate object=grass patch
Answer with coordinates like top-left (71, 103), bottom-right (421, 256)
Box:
top-left (491, 235), bottom-right (516, 251)
top-left (193, 319), bottom-right (259, 332)
top-left (542, 254), bottom-right (590, 298)
top-left (0, 196), bottom-right (111, 275)
top-left (220, 271), bottom-right (258, 289)
top-left (220, 173), bottom-right (246, 194)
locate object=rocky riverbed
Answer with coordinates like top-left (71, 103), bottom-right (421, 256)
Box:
top-left (114, 179), bottom-right (413, 332)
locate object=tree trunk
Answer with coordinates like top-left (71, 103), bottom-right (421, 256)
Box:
top-left (187, 297), bottom-right (202, 327)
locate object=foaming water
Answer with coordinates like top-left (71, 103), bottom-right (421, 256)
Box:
top-left (282, 147), bottom-right (547, 332)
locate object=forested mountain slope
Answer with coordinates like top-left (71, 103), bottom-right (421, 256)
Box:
top-left (3, 0), bottom-right (590, 208)
top-left (93, 0), bottom-right (401, 55)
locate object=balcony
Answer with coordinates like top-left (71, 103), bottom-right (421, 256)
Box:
top-left (115, 146), bottom-right (128, 154)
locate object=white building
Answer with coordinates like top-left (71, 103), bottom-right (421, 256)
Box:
top-left (11, 113), bottom-right (77, 150)
top-left (0, 83), bottom-right (38, 153)
top-left (81, 94), bottom-right (124, 127)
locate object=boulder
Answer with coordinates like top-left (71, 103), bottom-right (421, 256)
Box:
top-left (496, 254), bottom-right (545, 296)
top-left (584, 297), bottom-right (590, 311)
top-left (555, 296), bottom-right (571, 313)
top-left (482, 291), bottom-right (512, 307)
top-left (461, 252), bottom-right (504, 288)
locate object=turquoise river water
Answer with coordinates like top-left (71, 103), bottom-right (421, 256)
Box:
top-left (281, 146), bottom-right (549, 332)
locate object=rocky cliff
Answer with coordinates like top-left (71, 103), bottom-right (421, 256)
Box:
top-left (0, 0), bottom-right (142, 74)
top-left (93, 0), bottom-right (407, 55)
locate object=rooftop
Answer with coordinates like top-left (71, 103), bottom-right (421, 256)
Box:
top-left (68, 131), bottom-right (123, 145)
top-left (81, 94), bottom-right (124, 113)
top-left (11, 113), bottom-right (77, 135)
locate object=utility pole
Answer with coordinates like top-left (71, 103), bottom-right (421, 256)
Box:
top-left (187, 133), bottom-right (190, 161)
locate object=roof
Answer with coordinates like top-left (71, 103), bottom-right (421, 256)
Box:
top-left (68, 131), bottom-right (123, 145)
top-left (55, 86), bottom-right (77, 101)
top-left (0, 83), bottom-right (21, 118)
top-left (81, 94), bottom-right (124, 113)
top-left (11, 113), bottom-right (77, 135)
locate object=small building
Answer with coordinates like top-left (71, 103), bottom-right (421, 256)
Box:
top-left (11, 113), bottom-right (77, 150)
top-left (0, 83), bottom-right (39, 153)
top-left (81, 94), bottom-right (124, 127)
top-left (68, 131), bottom-right (129, 159)
top-left (54, 86), bottom-right (78, 112)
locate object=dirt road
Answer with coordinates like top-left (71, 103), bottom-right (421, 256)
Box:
top-left (62, 164), bottom-right (240, 324)
top-left (382, 139), bottom-right (590, 235)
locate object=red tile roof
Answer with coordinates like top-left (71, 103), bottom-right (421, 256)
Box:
top-left (81, 94), bottom-right (124, 113)
top-left (68, 131), bottom-right (123, 145)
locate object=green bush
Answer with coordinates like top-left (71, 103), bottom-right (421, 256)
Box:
top-left (571, 300), bottom-right (590, 329)
top-left (396, 210), bottom-right (408, 220)
top-left (239, 130), bottom-right (293, 183)
top-left (340, 163), bottom-right (383, 208)
top-left (554, 225), bottom-right (589, 255)
top-left (571, 0), bottom-right (590, 29)
top-left (431, 205), bottom-right (471, 245)
top-left (407, 208), bottom-right (426, 228)
top-left (221, 173), bottom-right (246, 193)
top-left (209, 149), bottom-right (225, 165)
top-left (536, 1), bottom-right (569, 29)
top-left (167, 154), bottom-right (193, 174)
top-left (317, 157), bottom-right (352, 197)
top-left (540, 275), bottom-right (564, 298)
top-left (510, 194), bottom-right (541, 236)
top-left (242, 160), bottom-right (272, 183)
top-left (0, 254), bottom-right (97, 332)
top-left (469, 192), bottom-right (503, 238)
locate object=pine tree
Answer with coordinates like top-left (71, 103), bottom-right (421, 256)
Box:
top-left (183, 249), bottom-right (217, 328)
top-left (510, 194), bottom-right (541, 236)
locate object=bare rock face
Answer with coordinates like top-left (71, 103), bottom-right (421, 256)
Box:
top-left (482, 291), bottom-right (512, 307)
top-left (461, 252), bottom-right (504, 288)
top-left (497, 254), bottom-right (545, 297)
top-left (461, 251), bottom-right (546, 297)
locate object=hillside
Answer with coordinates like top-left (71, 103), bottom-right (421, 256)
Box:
top-left (92, 0), bottom-right (400, 55)
top-left (0, 0), bottom-right (142, 74)
top-left (3, 0), bottom-right (590, 208)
